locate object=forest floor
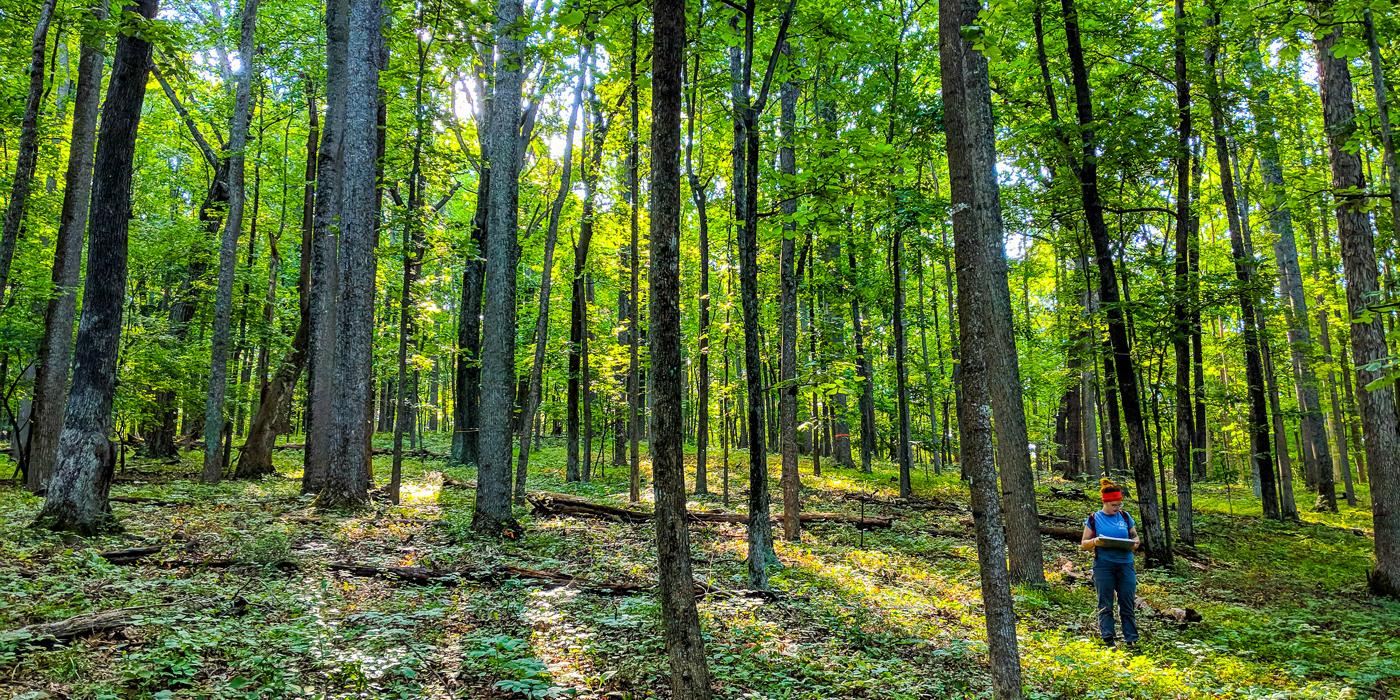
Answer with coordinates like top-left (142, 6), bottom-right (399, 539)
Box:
top-left (2, 436), bottom-right (1397, 699)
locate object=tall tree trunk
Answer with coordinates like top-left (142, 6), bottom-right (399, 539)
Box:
top-left (305, 0), bottom-right (349, 494)
top-left (628, 19), bottom-right (643, 503)
top-left (237, 77), bottom-right (318, 479)
top-left (473, 0), bottom-right (526, 536)
top-left (1060, 0), bottom-right (1170, 565)
top-left (318, 0), bottom-right (381, 508)
top-left (1170, 0), bottom-right (1195, 543)
top-left (568, 46), bottom-right (603, 483)
top-left (517, 63), bottom-right (583, 500)
top-left (27, 0), bottom-right (109, 493)
top-left (778, 42), bottom-right (801, 539)
top-left (1245, 44), bottom-right (1336, 512)
top-left (201, 0), bottom-right (261, 484)
top-left (391, 29), bottom-right (431, 505)
top-left (649, 1), bottom-right (713, 690)
top-left (0, 0), bottom-right (60, 305)
top-left (1205, 9), bottom-right (1279, 519)
top-left (1316, 3), bottom-right (1400, 596)
top-left (686, 45), bottom-right (712, 495)
top-left (35, 0), bottom-right (159, 533)
top-left (939, 0), bottom-right (1026, 691)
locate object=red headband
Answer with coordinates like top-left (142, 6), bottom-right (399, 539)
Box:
top-left (1101, 490), bottom-right (1123, 503)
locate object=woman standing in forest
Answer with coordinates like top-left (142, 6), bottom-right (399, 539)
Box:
top-left (1081, 478), bottom-right (1141, 648)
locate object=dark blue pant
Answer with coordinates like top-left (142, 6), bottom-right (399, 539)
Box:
top-left (1092, 559), bottom-right (1138, 643)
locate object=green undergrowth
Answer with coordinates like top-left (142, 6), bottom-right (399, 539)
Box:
top-left (2, 435), bottom-right (1396, 698)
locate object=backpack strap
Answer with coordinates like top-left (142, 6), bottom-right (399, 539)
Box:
top-left (1087, 511), bottom-right (1097, 536)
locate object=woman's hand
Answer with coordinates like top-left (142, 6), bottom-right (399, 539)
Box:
top-left (1081, 536), bottom-right (1100, 551)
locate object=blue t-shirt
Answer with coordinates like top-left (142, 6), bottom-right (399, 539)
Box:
top-left (1087, 510), bottom-right (1135, 564)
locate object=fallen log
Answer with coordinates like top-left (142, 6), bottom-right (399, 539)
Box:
top-left (6, 605), bottom-right (172, 647)
top-left (528, 491), bottom-right (894, 529)
top-left (109, 495), bottom-right (190, 507)
top-left (97, 545), bottom-right (166, 564)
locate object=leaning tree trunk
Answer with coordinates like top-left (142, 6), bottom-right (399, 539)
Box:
top-left (940, 0), bottom-right (1026, 691)
top-left (35, 0), bottom-right (159, 534)
top-left (517, 64), bottom-right (583, 500)
top-left (0, 0), bottom-right (60, 305)
top-left (1244, 43), bottom-right (1335, 512)
top-left (1061, 0), bottom-right (1170, 566)
top-left (201, 0), bottom-right (261, 484)
top-left (237, 78), bottom-right (319, 480)
top-left (1315, 5), bottom-right (1400, 597)
top-left (648, 0), bottom-right (714, 690)
top-left (472, 0), bottom-right (526, 536)
top-left (27, 0), bottom-right (110, 493)
top-left (1205, 10), bottom-right (1279, 519)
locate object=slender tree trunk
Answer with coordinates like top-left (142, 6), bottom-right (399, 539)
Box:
top-left (939, 0), bottom-right (1025, 690)
top-left (28, 0), bottom-right (109, 493)
top-left (473, 0), bottom-right (526, 536)
top-left (850, 245), bottom-right (877, 473)
top-left (390, 30), bottom-right (431, 505)
top-left (649, 1), bottom-right (713, 689)
top-left (35, 0), bottom-right (159, 533)
top-left (1060, 0), bottom-right (1170, 565)
top-left (1262, 340), bottom-right (1298, 517)
top-left (628, 19), bottom-right (643, 503)
top-left (517, 65), bottom-right (583, 500)
top-left (1316, 4), bottom-right (1400, 596)
top-left (0, 0), bottom-right (60, 305)
top-left (686, 46), bottom-right (712, 495)
top-left (201, 0), bottom-right (261, 484)
top-left (237, 78), bottom-right (318, 479)
top-left (778, 43), bottom-right (801, 539)
top-left (1245, 45), bottom-right (1336, 512)
top-left (568, 49), bottom-right (603, 483)
top-left (1205, 10), bottom-right (1279, 519)
top-left (1169, 0), bottom-right (1195, 543)
top-left (732, 1), bottom-right (783, 589)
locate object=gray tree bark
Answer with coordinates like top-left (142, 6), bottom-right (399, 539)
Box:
top-left (1315, 7), bottom-right (1400, 597)
top-left (939, 0), bottom-right (1026, 690)
top-left (304, 0), bottom-right (349, 494)
top-left (318, 0), bottom-right (381, 507)
top-left (473, 0), bottom-right (526, 536)
top-left (201, 0), bottom-right (261, 484)
top-left (28, 0), bottom-right (109, 493)
top-left (0, 0), bottom-right (60, 305)
top-left (36, 0), bottom-right (159, 534)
